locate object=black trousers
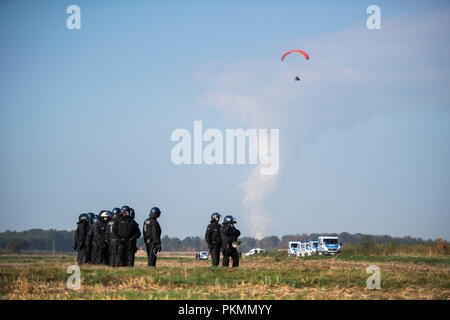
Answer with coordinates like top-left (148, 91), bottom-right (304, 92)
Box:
top-left (222, 247), bottom-right (239, 267)
top-left (85, 245), bottom-right (92, 263)
top-left (77, 246), bottom-right (88, 264)
top-left (210, 245), bottom-right (221, 266)
top-left (145, 242), bottom-right (158, 267)
top-left (95, 242), bottom-right (109, 265)
top-left (131, 240), bottom-right (137, 266)
top-left (109, 240), bottom-right (119, 267)
top-left (90, 244), bottom-right (98, 264)
top-left (118, 239), bottom-right (134, 267)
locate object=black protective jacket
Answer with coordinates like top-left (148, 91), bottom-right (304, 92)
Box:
top-left (143, 217), bottom-right (161, 244)
top-left (94, 220), bottom-right (108, 246)
top-left (74, 220), bottom-right (89, 250)
top-left (85, 222), bottom-right (96, 248)
top-left (114, 215), bottom-right (140, 240)
top-left (220, 223), bottom-right (241, 249)
top-left (205, 220), bottom-right (222, 248)
top-left (106, 218), bottom-right (119, 241)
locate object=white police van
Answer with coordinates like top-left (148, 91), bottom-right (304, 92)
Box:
top-left (296, 241), bottom-right (315, 257)
top-left (317, 236), bottom-right (341, 255)
top-left (311, 240), bottom-right (325, 255)
top-left (288, 241), bottom-right (301, 256)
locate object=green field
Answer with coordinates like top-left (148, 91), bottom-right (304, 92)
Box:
top-left (0, 252), bottom-right (449, 300)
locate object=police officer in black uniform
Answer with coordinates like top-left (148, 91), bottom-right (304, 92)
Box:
top-left (107, 208), bottom-right (121, 267)
top-left (87, 212), bottom-right (95, 224)
top-left (220, 215), bottom-right (241, 267)
top-left (129, 208), bottom-right (141, 267)
top-left (94, 211), bottom-right (110, 265)
top-left (205, 212), bottom-right (222, 266)
top-left (114, 205), bottom-right (140, 267)
top-left (143, 207), bottom-right (162, 267)
top-left (74, 213), bottom-right (90, 264)
top-left (85, 212), bottom-right (95, 263)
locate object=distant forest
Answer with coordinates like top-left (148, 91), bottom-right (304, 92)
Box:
top-left (0, 229), bottom-right (438, 253)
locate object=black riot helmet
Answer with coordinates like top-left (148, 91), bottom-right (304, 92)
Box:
top-left (149, 207), bottom-right (161, 219)
top-left (93, 214), bottom-right (99, 224)
top-left (121, 205), bottom-right (131, 215)
top-left (130, 208), bottom-right (135, 219)
top-left (88, 212), bottom-right (95, 221)
top-left (112, 207), bottom-right (121, 216)
top-left (210, 212), bottom-right (221, 222)
top-left (223, 215), bottom-right (236, 224)
top-left (111, 208), bottom-right (120, 220)
top-left (78, 213), bottom-right (89, 222)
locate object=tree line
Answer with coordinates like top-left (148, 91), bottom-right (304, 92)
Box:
top-left (0, 229), bottom-right (437, 253)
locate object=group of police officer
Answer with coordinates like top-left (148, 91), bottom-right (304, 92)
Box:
top-left (205, 213), bottom-right (241, 267)
top-left (75, 208), bottom-right (241, 268)
top-left (73, 206), bottom-right (162, 267)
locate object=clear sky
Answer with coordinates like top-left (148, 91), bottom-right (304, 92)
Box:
top-left (1, 0), bottom-right (449, 240)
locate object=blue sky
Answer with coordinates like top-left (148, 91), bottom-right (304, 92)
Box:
top-left (1, 0), bottom-right (449, 240)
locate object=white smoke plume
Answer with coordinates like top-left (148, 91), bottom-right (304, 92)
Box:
top-left (240, 164), bottom-right (277, 240)
top-left (197, 8), bottom-right (450, 238)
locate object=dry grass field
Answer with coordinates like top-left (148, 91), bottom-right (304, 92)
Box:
top-left (0, 251), bottom-right (449, 300)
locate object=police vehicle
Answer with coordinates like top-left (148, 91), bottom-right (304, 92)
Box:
top-left (296, 241), bottom-right (314, 257)
top-left (195, 251), bottom-right (209, 260)
top-left (288, 241), bottom-right (301, 256)
top-left (317, 236), bottom-right (341, 255)
top-left (245, 248), bottom-right (265, 257)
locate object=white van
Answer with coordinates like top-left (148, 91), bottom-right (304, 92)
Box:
top-left (296, 241), bottom-right (314, 257)
top-left (317, 236), bottom-right (341, 255)
top-left (288, 241), bottom-right (301, 256)
top-left (245, 248), bottom-right (265, 257)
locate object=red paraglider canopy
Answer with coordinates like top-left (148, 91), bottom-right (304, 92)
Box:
top-left (281, 50), bottom-right (310, 61)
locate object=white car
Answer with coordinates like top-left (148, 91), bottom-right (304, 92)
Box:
top-left (195, 251), bottom-right (209, 260)
top-left (245, 248), bottom-right (265, 257)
